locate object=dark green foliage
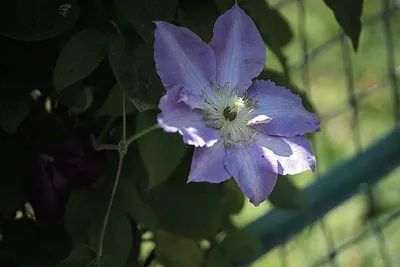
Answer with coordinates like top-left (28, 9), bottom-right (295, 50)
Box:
top-left (53, 30), bottom-right (108, 91)
top-left (0, 0), bottom-right (79, 41)
top-left (324, 0), bottom-right (364, 51)
top-left (268, 176), bottom-right (305, 211)
top-left (0, 0), bottom-right (355, 266)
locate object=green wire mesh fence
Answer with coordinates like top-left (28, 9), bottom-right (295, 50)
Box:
top-left (239, 0), bottom-right (400, 266)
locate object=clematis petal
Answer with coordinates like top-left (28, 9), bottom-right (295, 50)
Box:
top-left (177, 86), bottom-right (204, 109)
top-left (248, 80), bottom-right (321, 137)
top-left (154, 21), bottom-right (216, 92)
top-left (273, 135), bottom-right (315, 175)
top-left (188, 139), bottom-right (230, 183)
top-left (255, 133), bottom-right (292, 156)
top-left (210, 4), bottom-right (266, 90)
top-left (225, 142), bottom-right (278, 206)
top-left (158, 85), bottom-right (219, 147)
top-left (25, 155), bottom-right (69, 221)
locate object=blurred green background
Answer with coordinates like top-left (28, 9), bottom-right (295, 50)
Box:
top-left (232, 0), bottom-right (400, 266)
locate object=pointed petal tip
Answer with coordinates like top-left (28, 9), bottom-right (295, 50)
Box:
top-left (154, 19), bottom-right (216, 92)
top-left (249, 198), bottom-right (263, 207)
top-left (210, 0), bottom-right (265, 90)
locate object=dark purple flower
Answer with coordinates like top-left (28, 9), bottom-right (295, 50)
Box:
top-left (25, 127), bottom-right (107, 221)
top-left (154, 4), bottom-right (320, 206)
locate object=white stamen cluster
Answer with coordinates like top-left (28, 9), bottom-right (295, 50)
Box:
top-left (201, 84), bottom-right (259, 147)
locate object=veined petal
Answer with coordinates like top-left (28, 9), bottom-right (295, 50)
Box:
top-left (278, 136), bottom-right (315, 175)
top-left (154, 21), bottom-right (216, 92)
top-left (188, 139), bottom-right (230, 183)
top-left (158, 85), bottom-right (219, 147)
top-left (177, 86), bottom-right (204, 109)
top-left (249, 80), bottom-right (321, 137)
top-left (225, 142), bottom-right (278, 206)
top-left (256, 133), bottom-right (315, 175)
top-left (210, 4), bottom-right (266, 90)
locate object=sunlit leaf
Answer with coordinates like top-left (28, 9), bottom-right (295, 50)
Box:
top-left (155, 229), bottom-right (204, 267)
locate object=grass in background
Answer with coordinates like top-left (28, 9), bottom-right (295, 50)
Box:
top-left (233, 0), bottom-right (400, 266)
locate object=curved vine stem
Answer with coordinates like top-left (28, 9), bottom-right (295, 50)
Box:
top-left (96, 150), bottom-right (125, 259)
top-left (126, 124), bottom-right (160, 146)
top-left (96, 91), bottom-right (159, 260)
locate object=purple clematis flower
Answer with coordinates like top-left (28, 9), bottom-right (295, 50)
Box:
top-left (154, 4), bottom-right (320, 205)
top-left (25, 127), bottom-right (108, 221)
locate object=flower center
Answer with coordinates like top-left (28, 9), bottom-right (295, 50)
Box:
top-left (201, 84), bottom-right (260, 147)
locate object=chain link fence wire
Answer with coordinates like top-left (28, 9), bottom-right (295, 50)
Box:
top-left (241, 0), bottom-right (400, 266)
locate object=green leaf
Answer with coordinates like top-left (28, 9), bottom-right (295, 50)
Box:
top-left (58, 245), bottom-right (117, 267)
top-left (65, 189), bottom-right (95, 245)
top-left (57, 245), bottom-right (97, 267)
top-left (57, 82), bottom-right (93, 114)
top-left (96, 84), bottom-right (138, 116)
top-left (0, 138), bottom-right (26, 211)
top-left (0, 0), bottom-right (79, 41)
top-left (65, 184), bottom-right (133, 266)
top-left (117, 178), bottom-right (158, 231)
top-left (108, 36), bottom-right (164, 111)
top-left (207, 250), bottom-right (230, 267)
top-left (177, 0), bottom-right (219, 42)
top-left (218, 229), bottom-right (262, 262)
top-left (0, 77), bottom-right (31, 134)
top-left (268, 175), bottom-right (305, 211)
top-left (53, 30), bottom-right (108, 91)
top-left (136, 110), bottom-right (186, 190)
top-left (237, 0), bottom-right (292, 47)
top-left (237, 0), bottom-right (292, 72)
top-left (88, 208), bottom-right (132, 267)
top-left (155, 229), bottom-right (204, 267)
top-left (222, 179), bottom-right (244, 215)
top-left (115, 0), bottom-right (179, 42)
top-left (149, 153), bottom-right (224, 239)
top-left (324, 0), bottom-right (364, 51)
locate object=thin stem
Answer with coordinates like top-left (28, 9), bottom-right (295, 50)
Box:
top-left (94, 144), bottom-right (119, 151)
top-left (97, 92), bottom-right (128, 260)
top-left (126, 124), bottom-right (160, 146)
top-left (97, 151), bottom-right (125, 260)
top-left (91, 135), bottom-right (119, 151)
top-left (96, 91), bottom-right (159, 260)
top-left (109, 20), bottom-right (122, 36)
top-left (122, 92), bottom-right (127, 142)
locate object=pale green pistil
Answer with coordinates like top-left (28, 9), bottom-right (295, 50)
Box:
top-left (201, 84), bottom-right (260, 147)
